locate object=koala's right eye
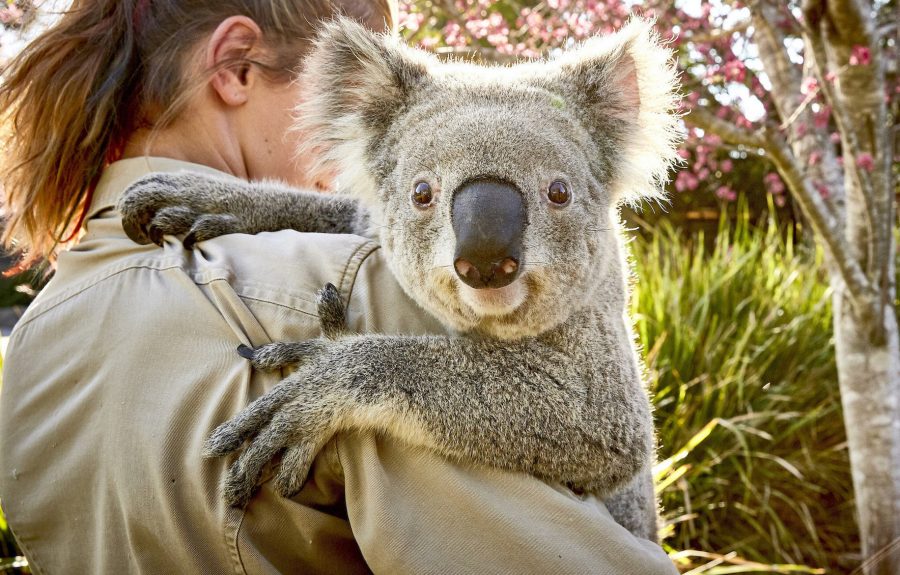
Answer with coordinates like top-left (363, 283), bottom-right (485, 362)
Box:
top-left (412, 181), bottom-right (434, 207)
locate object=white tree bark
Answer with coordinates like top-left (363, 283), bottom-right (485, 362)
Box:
top-left (689, 1), bottom-right (900, 572)
top-left (832, 286), bottom-right (900, 574)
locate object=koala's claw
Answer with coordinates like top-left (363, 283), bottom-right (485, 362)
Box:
top-left (242, 340), bottom-right (326, 371)
top-left (316, 283), bottom-right (348, 339)
top-left (145, 206), bottom-right (200, 246)
top-left (182, 214), bottom-right (243, 249)
top-left (119, 173), bottom-right (190, 245)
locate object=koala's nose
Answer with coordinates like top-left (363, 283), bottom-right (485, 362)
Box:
top-left (452, 178), bottom-right (526, 290)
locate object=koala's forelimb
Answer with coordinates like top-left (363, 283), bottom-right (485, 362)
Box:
top-left (205, 308), bottom-right (653, 508)
top-left (118, 172), bottom-right (371, 246)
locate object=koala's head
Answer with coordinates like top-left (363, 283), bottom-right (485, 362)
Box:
top-left (298, 17), bottom-right (680, 340)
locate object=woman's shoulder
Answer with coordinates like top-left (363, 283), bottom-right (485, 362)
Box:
top-left (198, 230), bottom-right (446, 337)
top-left (199, 230), bottom-right (380, 310)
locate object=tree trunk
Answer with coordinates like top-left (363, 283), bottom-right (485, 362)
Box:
top-left (832, 283), bottom-right (900, 575)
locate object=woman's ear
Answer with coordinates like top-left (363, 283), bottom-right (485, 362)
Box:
top-left (206, 16), bottom-right (264, 107)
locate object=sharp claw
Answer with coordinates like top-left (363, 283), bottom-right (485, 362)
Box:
top-left (183, 232), bottom-right (197, 250)
top-left (122, 218), bottom-right (152, 245)
top-left (148, 225), bottom-right (164, 246)
top-left (237, 345), bottom-right (256, 360)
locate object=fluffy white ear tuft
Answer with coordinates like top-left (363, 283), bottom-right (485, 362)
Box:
top-left (293, 17), bottom-right (433, 202)
top-left (554, 18), bottom-right (682, 206)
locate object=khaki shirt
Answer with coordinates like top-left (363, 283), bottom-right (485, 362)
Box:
top-left (0, 157), bottom-right (676, 574)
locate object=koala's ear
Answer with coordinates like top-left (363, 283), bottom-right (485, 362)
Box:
top-left (295, 17), bottom-right (432, 199)
top-left (550, 18), bottom-right (681, 205)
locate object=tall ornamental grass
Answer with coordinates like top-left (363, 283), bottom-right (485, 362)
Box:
top-left (634, 204), bottom-right (857, 573)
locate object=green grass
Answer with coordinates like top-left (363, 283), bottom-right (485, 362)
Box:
top-left (635, 202), bottom-right (857, 573)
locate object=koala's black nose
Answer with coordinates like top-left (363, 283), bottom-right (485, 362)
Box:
top-left (452, 178), bottom-right (526, 290)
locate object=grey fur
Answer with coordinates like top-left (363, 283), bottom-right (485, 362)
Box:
top-left (118, 16), bottom-right (680, 541)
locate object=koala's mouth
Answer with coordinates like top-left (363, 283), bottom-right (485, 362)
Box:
top-left (456, 279), bottom-right (528, 317)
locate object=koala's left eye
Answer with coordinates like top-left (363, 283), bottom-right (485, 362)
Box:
top-left (547, 180), bottom-right (572, 207)
top-left (412, 181), bottom-right (434, 208)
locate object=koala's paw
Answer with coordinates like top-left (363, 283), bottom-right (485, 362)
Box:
top-left (203, 364), bottom-right (344, 506)
top-left (118, 172), bottom-right (244, 247)
top-left (118, 173), bottom-right (198, 245)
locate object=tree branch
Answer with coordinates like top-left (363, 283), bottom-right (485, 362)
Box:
top-left (763, 130), bottom-right (873, 302)
top-left (802, 0), bottom-right (892, 321)
top-left (685, 107), bottom-right (766, 149)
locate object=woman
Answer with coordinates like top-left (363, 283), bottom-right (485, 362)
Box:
top-left (0, 1), bottom-right (676, 573)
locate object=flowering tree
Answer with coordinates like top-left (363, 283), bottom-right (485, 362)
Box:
top-left (400, 1), bottom-right (898, 573)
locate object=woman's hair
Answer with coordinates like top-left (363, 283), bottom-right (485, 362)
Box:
top-left (0, 0), bottom-right (394, 270)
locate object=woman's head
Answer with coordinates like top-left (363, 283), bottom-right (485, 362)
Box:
top-left (0, 0), bottom-right (395, 269)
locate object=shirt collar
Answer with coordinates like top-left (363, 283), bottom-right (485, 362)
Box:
top-left (87, 156), bottom-right (231, 221)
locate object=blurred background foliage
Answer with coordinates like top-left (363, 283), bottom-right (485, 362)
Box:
top-left (1, 0), bottom-right (897, 573)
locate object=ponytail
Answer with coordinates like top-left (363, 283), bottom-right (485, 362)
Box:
top-left (0, 0), bottom-right (396, 270)
top-left (0, 1), bottom-right (142, 269)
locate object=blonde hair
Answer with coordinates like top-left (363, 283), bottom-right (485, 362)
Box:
top-left (0, 0), bottom-right (394, 270)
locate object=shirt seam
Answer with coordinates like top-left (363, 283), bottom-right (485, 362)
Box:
top-left (14, 260), bottom-right (183, 330)
top-left (233, 293), bottom-right (318, 317)
top-left (331, 242), bottom-right (381, 480)
top-left (338, 240), bottom-right (381, 308)
top-left (230, 507), bottom-right (250, 575)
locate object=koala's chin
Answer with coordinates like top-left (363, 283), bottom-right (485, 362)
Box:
top-left (457, 280), bottom-right (528, 318)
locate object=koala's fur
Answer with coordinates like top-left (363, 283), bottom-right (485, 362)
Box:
top-left (118, 17), bottom-right (680, 541)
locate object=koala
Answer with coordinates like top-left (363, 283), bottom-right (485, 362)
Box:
top-left (118, 16), bottom-right (680, 541)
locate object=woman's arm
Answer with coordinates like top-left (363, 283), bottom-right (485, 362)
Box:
top-left (117, 171), bottom-right (370, 246)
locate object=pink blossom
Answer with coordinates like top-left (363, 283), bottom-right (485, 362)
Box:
top-left (764, 172), bottom-right (786, 195)
top-left (0, 5), bottom-right (23, 25)
top-left (813, 106), bottom-right (831, 129)
top-left (849, 45), bottom-right (871, 66)
top-left (735, 115), bottom-right (753, 129)
top-left (815, 182), bottom-right (830, 198)
top-left (723, 60), bottom-right (747, 83)
top-left (675, 171), bottom-right (699, 192)
top-left (400, 11), bottom-right (425, 33)
top-left (715, 186), bottom-right (737, 201)
top-left (830, 132), bottom-right (841, 144)
top-left (720, 159), bottom-right (734, 173)
top-left (808, 151), bottom-right (821, 166)
top-left (825, 71), bottom-right (837, 83)
top-left (856, 152), bottom-right (875, 172)
top-left (801, 76), bottom-right (818, 95)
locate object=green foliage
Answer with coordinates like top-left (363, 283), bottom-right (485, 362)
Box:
top-left (634, 200), bottom-right (856, 573)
